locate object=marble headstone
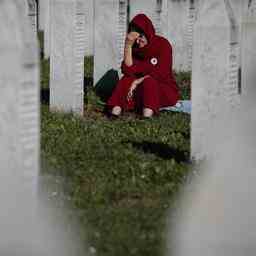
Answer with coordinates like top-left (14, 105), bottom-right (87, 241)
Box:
top-left (129, 0), bottom-right (161, 33)
top-left (38, 0), bottom-right (51, 58)
top-left (50, 0), bottom-right (85, 115)
top-left (185, 0), bottom-right (199, 70)
top-left (84, 0), bottom-right (94, 56)
top-left (172, 94), bottom-right (256, 256)
top-left (38, 0), bottom-right (45, 31)
top-left (44, 0), bottom-right (51, 59)
top-left (94, 0), bottom-right (125, 84)
top-left (167, 0), bottom-right (191, 71)
top-left (242, 0), bottom-right (256, 97)
top-left (0, 3), bottom-right (87, 254)
top-left (117, 0), bottom-right (128, 70)
top-left (27, 0), bottom-right (37, 33)
top-left (0, 1), bottom-right (41, 251)
top-left (159, 0), bottom-right (169, 38)
top-left (224, 0), bottom-right (244, 99)
top-left (0, 0), bottom-right (39, 181)
top-left (191, 0), bottom-right (243, 160)
top-left (171, 3), bottom-right (256, 251)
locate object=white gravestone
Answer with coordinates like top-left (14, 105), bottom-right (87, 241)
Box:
top-left (0, 3), bottom-right (86, 254)
top-left (129, 0), bottom-right (161, 33)
top-left (185, 0), bottom-right (199, 70)
top-left (146, 0), bottom-right (169, 37)
top-left (0, 0), bottom-right (39, 183)
top-left (159, 0), bottom-right (169, 38)
top-left (242, 0), bottom-right (256, 97)
top-left (84, 0), bottom-right (94, 56)
top-left (167, 0), bottom-right (191, 71)
top-left (172, 100), bottom-right (256, 256)
top-left (27, 0), bottom-right (37, 33)
top-left (171, 3), bottom-right (256, 256)
top-left (44, 0), bottom-right (50, 59)
top-left (50, 0), bottom-right (85, 115)
top-left (38, 0), bottom-right (51, 59)
top-left (191, 0), bottom-right (243, 160)
top-left (94, 0), bottom-right (123, 84)
top-left (117, 0), bottom-right (128, 72)
top-left (0, 0), bottom-right (41, 250)
top-left (224, 0), bottom-right (244, 99)
top-left (171, 2), bottom-right (256, 249)
top-left (38, 0), bottom-right (46, 31)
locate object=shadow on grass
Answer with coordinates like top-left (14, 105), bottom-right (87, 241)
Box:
top-left (41, 88), bottom-right (49, 104)
top-left (124, 140), bottom-right (189, 163)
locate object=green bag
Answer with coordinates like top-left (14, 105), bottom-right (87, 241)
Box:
top-left (94, 69), bottom-right (119, 102)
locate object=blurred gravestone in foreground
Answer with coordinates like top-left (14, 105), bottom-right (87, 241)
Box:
top-left (191, 0), bottom-right (243, 160)
top-left (0, 0), bottom-right (39, 191)
top-left (0, 0), bottom-right (41, 252)
top-left (0, 1), bottom-right (87, 255)
top-left (171, 1), bottom-right (256, 256)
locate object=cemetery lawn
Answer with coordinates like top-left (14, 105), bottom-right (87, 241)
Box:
top-left (40, 53), bottom-right (192, 255)
top-left (41, 105), bottom-right (191, 256)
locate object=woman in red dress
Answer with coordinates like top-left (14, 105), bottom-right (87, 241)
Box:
top-left (107, 14), bottom-right (179, 118)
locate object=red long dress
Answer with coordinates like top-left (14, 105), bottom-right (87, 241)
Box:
top-left (107, 14), bottom-right (179, 114)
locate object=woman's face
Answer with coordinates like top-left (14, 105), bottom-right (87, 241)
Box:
top-left (136, 34), bottom-right (148, 48)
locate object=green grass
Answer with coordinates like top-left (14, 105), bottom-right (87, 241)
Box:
top-left (39, 30), bottom-right (192, 256)
top-left (85, 56), bottom-right (94, 79)
top-left (174, 70), bottom-right (191, 100)
top-left (38, 31), bottom-right (50, 89)
top-left (40, 58), bottom-right (50, 89)
top-left (41, 105), bottom-right (191, 256)
top-left (38, 30), bottom-right (44, 55)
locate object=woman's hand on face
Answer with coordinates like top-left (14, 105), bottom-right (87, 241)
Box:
top-left (125, 32), bottom-right (140, 47)
top-left (127, 75), bottom-right (150, 100)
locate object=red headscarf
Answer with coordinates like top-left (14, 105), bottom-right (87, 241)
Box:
top-left (129, 14), bottom-right (157, 59)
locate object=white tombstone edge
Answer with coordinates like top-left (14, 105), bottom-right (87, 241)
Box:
top-left (84, 0), bottom-right (94, 56)
top-left (191, 0), bottom-right (243, 160)
top-left (50, 0), bottom-right (85, 115)
top-left (0, 0), bottom-right (39, 181)
top-left (44, 0), bottom-right (50, 59)
top-left (93, 0), bottom-right (120, 84)
top-left (167, 0), bottom-right (191, 71)
top-left (38, 0), bottom-right (46, 31)
top-left (241, 0), bottom-right (256, 97)
top-left (27, 0), bottom-right (38, 33)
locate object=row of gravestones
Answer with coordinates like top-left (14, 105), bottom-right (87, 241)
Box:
top-left (2, 0), bottom-right (256, 178)
top-left (37, 0), bottom-right (199, 71)
top-left (33, 0), bottom-right (199, 116)
top-left (38, 0), bottom-right (93, 58)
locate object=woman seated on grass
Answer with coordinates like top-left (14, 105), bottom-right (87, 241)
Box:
top-left (107, 13), bottom-right (179, 118)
